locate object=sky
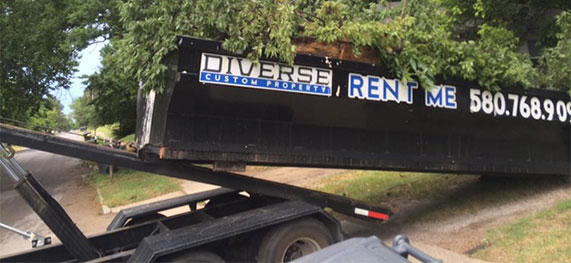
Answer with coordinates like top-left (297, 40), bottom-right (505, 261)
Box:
top-left (50, 42), bottom-right (105, 115)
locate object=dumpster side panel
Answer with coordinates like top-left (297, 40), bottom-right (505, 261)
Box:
top-left (138, 37), bottom-right (571, 176)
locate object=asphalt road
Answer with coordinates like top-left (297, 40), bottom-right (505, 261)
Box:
top-left (0, 133), bottom-right (83, 257)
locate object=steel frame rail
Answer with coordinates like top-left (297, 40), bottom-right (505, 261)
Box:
top-left (0, 124), bottom-right (392, 221)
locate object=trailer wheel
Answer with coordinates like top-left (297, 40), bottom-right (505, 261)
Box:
top-left (257, 218), bottom-right (334, 263)
top-left (159, 250), bottom-right (225, 263)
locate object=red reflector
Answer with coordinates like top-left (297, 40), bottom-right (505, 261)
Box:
top-left (368, 211), bottom-right (389, 220)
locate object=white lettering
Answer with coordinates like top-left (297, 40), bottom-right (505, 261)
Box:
top-left (200, 53), bottom-right (332, 97)
top-left (347, 73), bottom-right (416, 105)
top-left (425, 85), bottom-right (456, 109)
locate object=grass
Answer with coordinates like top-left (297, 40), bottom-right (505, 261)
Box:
top-left (315, 171), bottom-right (566, 221)
top-left (316, 170), bottom-right (476, 204)
top-left (85, 126), bottom-right (135, 147)
top-left (473, 198), bottom-right (571, 263)
top-left (120, 133), bottom-right (135, 142)
top-left (413, 176), bottom-right (566, 221)
top-left (1, 143), bottom-right (26, 152)
top-left (11, 145), bottom-right (26, 152)
top-left (88, 123), bottom-right (119, 139)
top-left (90, 169), bottom-right (180, 208)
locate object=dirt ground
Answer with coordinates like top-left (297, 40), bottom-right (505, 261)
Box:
top-left (59, 164), bottom-right (116, 236)
top-left (372, 180), bottom-right (571, 254)
top-left (241, 166), bottom-right (347, 187)
top-left (245, 167), bottom-right (571, 262)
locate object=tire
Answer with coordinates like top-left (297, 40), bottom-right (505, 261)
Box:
top-left (158, 250), bottom-right (225, 263)
top-left (257, 218), bottom-right (334, 263)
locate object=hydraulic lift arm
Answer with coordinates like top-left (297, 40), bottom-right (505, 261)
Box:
top-left (0, 144), bottom-right (100, 261)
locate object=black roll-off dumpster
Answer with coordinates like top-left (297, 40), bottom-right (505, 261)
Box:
top-left (136, 36), bottom-right (571, 176)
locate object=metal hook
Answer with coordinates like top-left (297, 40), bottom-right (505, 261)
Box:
top-left (0, 143), bottom-right (26, 178)
top-left (1, 144), bottom-right (15, 159)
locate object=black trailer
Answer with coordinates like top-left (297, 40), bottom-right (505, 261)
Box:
top-left (138, 36), bottom-right (571, 177)
top-left (0, 125), bottom-right (402, 262)
top-left (1, 35), bottom-right (568, 263)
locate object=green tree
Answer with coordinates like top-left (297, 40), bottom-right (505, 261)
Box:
top-left (3, 0), bottom-right (570, 129)
top-left (1, 0), bottom-right (78, 121)
top-left (4, 0), bottom-right (570, 132)
top-left (66, 0), bottom-right (124, 46)
top-left (84, 45), bottom-right (138, 138)
top-left (0, 0), bottom-right (120, 123)
top-left (28, 97), bottom-right (74, 132)
top-left (112, 0), bottom-right (569, 93)
top-left (441, 0), bottom-right (570, 41)
top-left (537, 11), bottom-right (571, 92)
top-left (70, 93), bottom-right (98, 128)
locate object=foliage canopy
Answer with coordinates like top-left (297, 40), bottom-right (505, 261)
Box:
top-left (83, 45), bottom-right (138, 137)
top-left (0, 0), bottom-right (117, 126)
top-left (1, 0), bottom-right (78, 121)
top-left (114, 0), bottom-right (569, 93)
top-left (27, 97), bottom-right (74, 132)
top-left (2, 0), bottom-right (570, 133)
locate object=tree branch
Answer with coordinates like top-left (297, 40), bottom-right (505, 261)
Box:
top-left (401, 0), bottom-right (408, 19)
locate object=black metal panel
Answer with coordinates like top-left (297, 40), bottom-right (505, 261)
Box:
top-left (127, 201), bottom-right (323, 262)
top-left (107, 188), bottom-right (237, 231)
top-left (0, 188), bottom-right (269, 262)
top-left (140, 36), bottom-right (571, 176)
top-left (0, 244), bottom-right (72, 262)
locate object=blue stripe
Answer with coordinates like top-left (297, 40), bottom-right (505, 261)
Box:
top-left (199, 72), bottom-right (331, 96)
